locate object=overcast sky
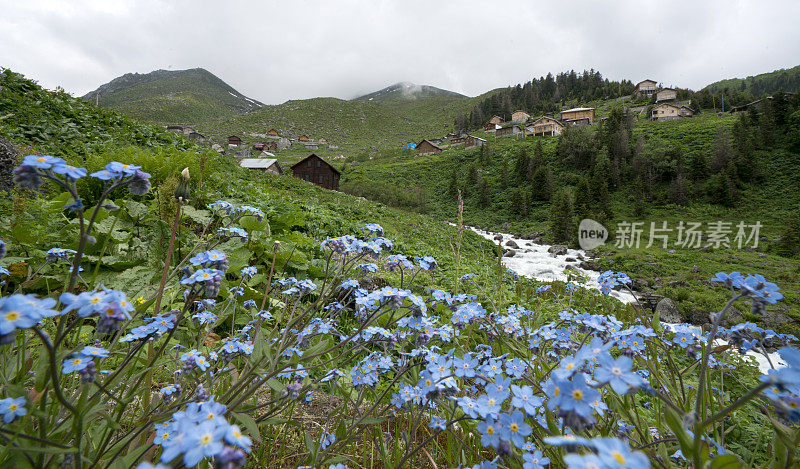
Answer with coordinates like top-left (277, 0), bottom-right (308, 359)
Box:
top-left (2, 0), bottom-right (799, 104)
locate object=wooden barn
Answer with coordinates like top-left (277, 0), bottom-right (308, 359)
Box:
top-left (267, 129), bottom-right (279, 137)
top-left (496, 125), bottom-right (522, 138)
top-left (527, 116), bottom-right (565, 137)
top-left (239, 158), bottom-right (283, 175)
top-left (253, 141), bottom-right (278, 152)
top-left (488, 115), bottom-right (504, 125)
top-left (297, 134), bottom-right (310, 142)
top-left (511, 110), bottom-right (530, 123)
top-left (318, 137), bottom-right (328, 144)
top-left (416, 139), bottom-right (443, 156)
top-left (188, 131), bottom-right (206, 143)
top-left (449, 133), bottom-right (468, 145)
top-left (290, 154), bottom-right (341, 190)
top-left (227, 135), bottom-right (243, 146)
top-left (483, 122), bottom-right (499, 132)
top-left (560, 107), bottom-right (595, 126)
top-left (166, 125), bottom-right (184, 133)
top-left (465, 135), bottom-right (486, 149)
top-left (634, 79), bottom-right (658, 97)
top-left (656, 88), bottom-right (677, 103)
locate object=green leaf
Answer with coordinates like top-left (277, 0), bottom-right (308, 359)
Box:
top-left (232, 412), bottom-right (261, 442)
top-left (240, 216), bottom-right (270, 236)
top-left (708, 454), bottom-right (743, 469)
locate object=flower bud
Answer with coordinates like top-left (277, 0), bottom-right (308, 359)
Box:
top-left (174, 167), bottom-right (191, 203)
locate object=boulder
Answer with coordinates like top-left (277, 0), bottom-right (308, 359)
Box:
top-left (638, 292), bottom-right (664, 311)
top-left (548, 245), bottom-right (568, 256)
top-left (503, 249), bottom-right (516, 258)
top-left (501, 222), bottom-right (512, 231)
top-left (531, 236), bottom-right (544, 244)
top-left (630, 278), bottom-right (650, 291)
top-left (686, 308), bottom-right (711, 327)
top-left (761, 310), bottom-right (793, 328)
top-left (565, 257), bottom-right (576, 262)
top-left (493, 234), bottom-right (503, 241)
top-left (579, 260), bottom-right (598, 271)
top-left (0, 137), bottom-right (18, 193)
top-left (655, 298), bottom-right (682, 323)
top-left (505, 239), bottom-right (519, 249)
top-left (667, 280), bottom-right (689, 288)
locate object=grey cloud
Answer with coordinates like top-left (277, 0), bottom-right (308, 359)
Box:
top-left (1, 0), bottom-right (798, 104)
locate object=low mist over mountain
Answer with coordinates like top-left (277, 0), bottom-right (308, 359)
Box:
top-left (354, 82), bottom-right (466, 103)
top-left (81, 68), bottom-right (263, 123)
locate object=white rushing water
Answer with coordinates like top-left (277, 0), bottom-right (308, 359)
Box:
top-left (466, 225), bottom-right (784, 373)
top-left (466, 226), bottom-right (637, 304)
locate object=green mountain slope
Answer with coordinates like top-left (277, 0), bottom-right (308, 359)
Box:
top-left (82, 68), bottom-right (263, 123)
top-left (702, 64), bottom-right (800, 96)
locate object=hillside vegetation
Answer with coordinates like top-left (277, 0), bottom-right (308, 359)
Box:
top-left (702, 64), bottom-right (800, 96)
top-left (342, 106), bottom-right (800, 333)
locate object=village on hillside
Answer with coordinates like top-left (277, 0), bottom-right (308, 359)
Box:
top-left (154, 77), bottom-right (788, 193)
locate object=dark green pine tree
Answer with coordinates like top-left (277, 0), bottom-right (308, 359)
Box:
top-left (478, 178), bottom-right (490, 208)
top-left (514, 147), bottom-right (530, 184)
top-left (447, 166), bottom-right (459, 199)
top-left (549, 189), bottom-right (575, 244)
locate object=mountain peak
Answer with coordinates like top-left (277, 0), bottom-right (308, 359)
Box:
top-left (355, 82), bottom-right (466, 102)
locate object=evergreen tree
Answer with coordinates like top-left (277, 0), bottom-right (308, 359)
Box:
top-left (514, 147), bottom-right (530, 183)
top-left (574, 176), bottom-right (592, 216)
top-left (530, 166), bottom-right (552, 201)
top-left (549, 189), bottom-right (575, 244)
top-left (478, 178), bottom-right (490, 208)
top-left (447, 166), bottom-right (459, 199)
top-left (500, 160), bottom-right (508, 189)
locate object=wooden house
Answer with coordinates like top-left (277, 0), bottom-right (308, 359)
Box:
top-left (227, 135), bottom-right (243, 146)
top-left (634, 79), bottom-right (658, 97)
top-left (188, 131), bottom-right (206, 143)
top-left (416, 139), bottom-right (443, 156)
top-left (651, 103), bottom-right (694, 121)
top-left (318, 137), bottom-right (328, 144)
top-left (464, 135), bottom-right (486, 149)
top-left (182, 126), bottom-right (195, 135)
top-left (297, 134), bottom-right (310, 142)
top-left (449, 133), bottom-right (468, 145)
top-left (239, 158), bottom-right (283, 175)
top-left (560, 107), bottom-right (595, 125)
top-left (488, 115), bottom-right (504, 125)
top-left (511, 110), bottom-right (530, 123)
top-left (527, 116), bottom-right (565, 137)
top-left (166, 125), bottom-right (184, 133)
top-left (483, 122), bottom-right (498, 132)
top-left (656, 88), bottom-right (677, 103)
top-left (267, 129), bottom-right (279, 137)
top-left (496, 125), bottom-right (522, 138)
top-left (290, 154), bottom-right (341, 190)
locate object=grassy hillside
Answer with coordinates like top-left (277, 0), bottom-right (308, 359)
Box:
top-left (702, 64), bottom-right (800, 96)
top-left (341, 113), bottom-right (800, 332)
top-left (82, 68), bottom-right (263, 124)
top-left (0, 68), bottom-right (195, 157)
top-left (0, 67), bottom-right (496, 285)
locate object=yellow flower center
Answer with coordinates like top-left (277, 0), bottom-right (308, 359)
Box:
top-left (73, 359), bottom-right (82, 365)
top-left (487, 398), bottom-right (496, 406)
top-left (553, 387), bottom-right (560, 397)
top-left (9, 404), bottom-right (17, 411)
top-left (37, 157), bottom-right (46, 162)
top-left (207, 413), bottom-right (214, 420)
top-left (123, 164), bottom-right (130, 168)
top-left (162, 432), bottom-right (169, 439)
top-left (566, 363), bottom-right (574, 370)
top-left (233, 429), bottom-right (242, 438)
top-left (510, 423), bottom-right (519, 432)
top-left (91, 297), bottom-right (100, 304)
top-left (613, 451), bottom-right (626, 464)
top-left (572, 390), bottom-right (583, 400)
top-left (5, 311), bottom-right (19, 321)
top-left (200, 434), bottom-right (212, 445)
top-left (486, 426), bottom-right (494, 435)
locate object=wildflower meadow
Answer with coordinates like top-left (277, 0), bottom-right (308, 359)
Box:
top-left (0, 156), bottom-right (799, 468)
